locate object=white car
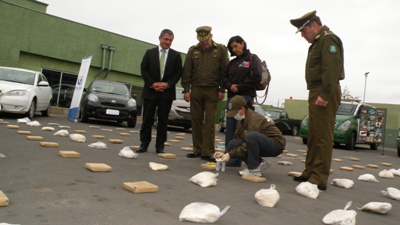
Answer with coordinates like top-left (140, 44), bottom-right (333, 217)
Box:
top-left (0, 66), bottom-right (52, 119)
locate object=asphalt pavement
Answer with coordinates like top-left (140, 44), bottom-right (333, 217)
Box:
top-left (0, 113), bottom-right (399, 225)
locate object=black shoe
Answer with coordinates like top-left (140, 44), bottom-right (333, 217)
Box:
top-left (136, 147), bottom-right (148, 153)
top-left (293, 176), bottom-right (308, 182)
top-left (156, 148), bottom-right (165, 153)
top-left (318, 185), bottom-right (327, 191)
top-left (201, 156), bottom-right (216, 162)
top-left (186, 152), bottom-right (201, 158)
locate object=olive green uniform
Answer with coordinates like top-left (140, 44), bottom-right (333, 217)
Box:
top-left (181, 41), bottom-right (229, 156)
top-left (303, 25), bottom-right (344, 188)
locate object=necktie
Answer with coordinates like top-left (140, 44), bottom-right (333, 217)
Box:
top-left (160, 49), bottom-right (166, 79)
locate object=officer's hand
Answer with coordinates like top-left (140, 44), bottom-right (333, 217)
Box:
top-left (213, 152), bottom-right (224, 159)
top-left (220, 153), bottom-right (230, 163)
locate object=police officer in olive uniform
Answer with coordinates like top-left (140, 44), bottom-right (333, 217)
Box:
top-left (181, 26), bottom-right (229, 162)
top-left (290, 11), bottom-right (344, 190)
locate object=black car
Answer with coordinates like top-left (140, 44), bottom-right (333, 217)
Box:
top-left (79, 80), bottom-right (137, 127)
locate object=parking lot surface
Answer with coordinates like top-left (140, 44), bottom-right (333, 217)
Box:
top-left (0, 113), bottom-right (399, 225)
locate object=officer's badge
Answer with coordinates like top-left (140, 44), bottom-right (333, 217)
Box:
top-left (328, 45), bottom-right (337, 54)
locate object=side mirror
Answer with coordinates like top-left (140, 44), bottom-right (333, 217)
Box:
top-left (38, 81), bottom-right (49, 86)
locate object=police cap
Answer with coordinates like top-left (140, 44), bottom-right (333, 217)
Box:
top-left (196, 26), bottom-right (212, 42)
top-left (290, 10), bottom-right (318, 33)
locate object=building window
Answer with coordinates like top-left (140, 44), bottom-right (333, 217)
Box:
top-left (42, 69), bottom-right (77, 108)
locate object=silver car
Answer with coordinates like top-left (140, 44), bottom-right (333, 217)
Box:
top-left (0, 66), bottom-right (52, 119)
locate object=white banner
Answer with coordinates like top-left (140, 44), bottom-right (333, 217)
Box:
top-left (68, 56), bottom-right (92, 121)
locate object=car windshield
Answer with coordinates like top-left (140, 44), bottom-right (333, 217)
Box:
top-left (0, 68), bottom-right (36, 85)
top-left (176, 88), bottom-right (184, 100)
top-left (337, 103), bottom-right (357, 116)
top-left (254, 106), bottom-right (266, 116)
top-left (91, 82), bottom-right (129, 96)
top-left (265, 110), bottom-right (280, 120)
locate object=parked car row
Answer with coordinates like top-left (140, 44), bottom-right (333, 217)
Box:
top-left (265, 109), bottom-right (301, 136)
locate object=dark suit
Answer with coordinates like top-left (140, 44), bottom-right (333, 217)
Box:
top-left (140, 47), bottom-right (182, 150)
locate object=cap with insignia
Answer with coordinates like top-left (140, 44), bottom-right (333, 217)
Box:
top-left (290, 10), bottom-right (318, 34)
top-left (196, 26), bottom-right (212, 42)
top-left (227, 95), bottom-right (246, 117)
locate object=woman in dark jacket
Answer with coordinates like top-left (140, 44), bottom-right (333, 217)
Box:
top-left (221, 35), bottom-right (262, 167)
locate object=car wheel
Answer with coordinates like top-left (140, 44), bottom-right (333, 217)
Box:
top-left (41, 101), bottom-right (51, 117)
top-left (302, 138), bottom-right (307, 145)
top-left (183, 126), bottom-right (191, 130)
top-left (333, 143), bottom-right (341, 148)
top-left (370, 143), bottom-right (379, 150)
top-left (345, 132), bottom-right (356, 150)
top-left (292, 125), bottom-right (299, 136)
top-left (25, 100), bottom-right (36, 119)
top-left (127, 118), bottom-right (136, 128)
top-left (79, 107), bottom-right (89, 123)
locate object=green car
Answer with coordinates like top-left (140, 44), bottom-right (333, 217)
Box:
top-left (300, 100), bottom-right (380, 150)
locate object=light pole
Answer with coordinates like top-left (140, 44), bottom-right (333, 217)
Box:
top-left (363, 72), bottom-right (369, 102)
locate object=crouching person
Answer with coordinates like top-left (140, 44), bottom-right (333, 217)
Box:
top-left (214, 95), bottom-right (286, 177)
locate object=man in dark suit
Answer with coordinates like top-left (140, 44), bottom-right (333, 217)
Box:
top-left (136, 29), bottom-right (183, 153)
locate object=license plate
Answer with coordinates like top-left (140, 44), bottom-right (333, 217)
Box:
top-left (106, 109), bottom-right (119, 115)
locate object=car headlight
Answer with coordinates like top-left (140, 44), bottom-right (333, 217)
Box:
top-left (127, 99), bottom-right (136, 107)
top-left (301, 117), bottom-right (308, 127)
top-left (337, 120), bottom-right (351, 131)
top-left (5, 90), bottom-right (27, 96)
top-left (88, 93), bottom-right (98, 102)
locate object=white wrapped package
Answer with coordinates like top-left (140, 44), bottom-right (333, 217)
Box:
top-left (295, 181), bottom-right (319, 199)
top-left (69, 133), bottom-right (86, 142)
top-left (378, 169), bottom-right (394, 178)
top-left (118, 146), bottom-right (138, 159)
top-left (88, 141), bottom-right (107, 149)
top-left (255, 184), bottom-right (280, 207)
top-left (54, 129), bottom-right (69, 137)
top-left (357, 202), bottom-right (392, 214)
top-left (388, 168), bottom-right (400, 176)
top-left (179, 202), bottom-right (230, 223)
top-left (17, 117), bottom-right (30, 124)
top-left (381, 187), bottom-right (400, 201)
top-left (27, 120), bottom-right (41, 126)
top-left (189, 172), bottom-right (218, 188)
top-left (0, 223), bottom-right (21, 225)
top-left (331, 178), bottom-right (354, 189)
top-left (323, 201), bottom-right (357, 225)
top-left (357, 174), bottom-right (379, 183)
top-left (149, 162), bottom-right (168, 171)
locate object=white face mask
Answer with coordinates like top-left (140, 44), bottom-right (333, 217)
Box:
top-left (234, 112), bottom-right (245, 121)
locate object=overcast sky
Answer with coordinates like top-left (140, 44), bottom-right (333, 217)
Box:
top-left (40, 0), bottom-right (399, 106)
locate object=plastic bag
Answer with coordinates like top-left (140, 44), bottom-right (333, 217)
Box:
top-left (322, 201), bottom-right (357, 225)
top-left (295, 181), bottom-right (319, 199)
top-left (381, 187), bottom-right (400, 201)
top-left (88, 141), bottom-right (107, 149)
top-left (178, 202), bottom-right (230, 223)
top-left (255, 184), bottom-right (280, 207)
top-left (357, 174), bottom-right (379, 183)
top-left (378, 169), bottom-right (394, 178)
top-left (17, 117), bottom-right (30, 124)
top-left (189, 172), bottom-right (218, 188)
top-left (118, 146), bottom-right (138, 159)
top-left (357, 202), bottom-right (392, 214)
top-left (26, 120), bottom-right (40, 126)
top-left (69, 133), bottom-right (86, 142)
top-left (388, 168), bottom-right (400, 176)
top-left (54, 129), bottom-right (69, 137)
top-left (149, 162), bottom-right (168, 171)
top-left (331, 178), bottom-right (354, 189)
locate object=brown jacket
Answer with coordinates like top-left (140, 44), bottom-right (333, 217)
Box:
top-left (228, 109), bottom-right (286, 157)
